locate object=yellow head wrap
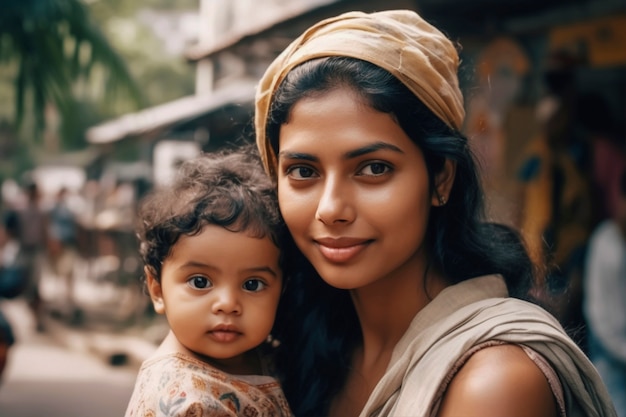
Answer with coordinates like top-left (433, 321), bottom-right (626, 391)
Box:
top-left (255, 9), bottom-right (464, 176)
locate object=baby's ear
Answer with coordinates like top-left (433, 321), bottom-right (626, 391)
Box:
top-left (145, 266), bottom-right (165, 314)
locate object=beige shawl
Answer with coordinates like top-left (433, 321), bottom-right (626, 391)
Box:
top-left (360, 275), bottom-right (617, 417)
top-left (255, 9), bottom-right (464, 178)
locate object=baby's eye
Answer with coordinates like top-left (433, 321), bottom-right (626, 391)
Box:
top-left (358, 162), bottom-right (391, 176)
top-left (242, 279), bottom-right (267, 292)
top-left (287, 165), bottom-right (317, 179)
top-left (188, 276), bottom-right (211, 289)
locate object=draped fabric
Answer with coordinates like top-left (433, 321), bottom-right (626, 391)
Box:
top-left (360, 275), bottom-right (617, 417)
top-left (255, 9), bottom-right (465, 177)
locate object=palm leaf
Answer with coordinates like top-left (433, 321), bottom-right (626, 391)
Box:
top-left (0, 0), bottom-right (145, 138)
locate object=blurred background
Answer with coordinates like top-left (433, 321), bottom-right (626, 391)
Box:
top-left (0, 0), bottom-right (625, 415)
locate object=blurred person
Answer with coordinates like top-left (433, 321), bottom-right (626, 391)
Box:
top-left (584, 169), bottom-right (626, 417)
top-left (125, 148), bottom-right (293, 417)
top-left (14, 181), bottom-right (48, 332)
top-left (0, 208), bottom-right (31, 309)
top-left (577, 92), bottom-right (626, 222)
top-left (0, 209), bottom-right (26, 298)
top-left (517, 50), bottom-right (595, 347)
top-left (0, 309), bottom-right (14, 382)
top-left (96, 179), bottom-right (136, 230)
top-left (47, 187), bottom-right (80, 313)
top-left (0, 210), bottom-right (20, 382)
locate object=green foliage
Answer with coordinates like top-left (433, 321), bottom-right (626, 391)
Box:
top-left (143, 0), bottom-right (198, 10)
top-left (98, 15), bottom-right (195, 107)
top-left (0, 0), bottom-right (145, 138)
top-left (0, 0), bottom-right (198, 177)
top-left (60, 99), bottom-right (102, 150)
top-left (89, 0), bottom-right (198, 19)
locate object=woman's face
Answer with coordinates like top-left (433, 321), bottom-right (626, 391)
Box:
top-left (277, 87), bottom-right (438, 290)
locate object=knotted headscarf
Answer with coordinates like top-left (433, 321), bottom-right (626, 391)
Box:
top-left (255, 9), bottom-right (465, 176)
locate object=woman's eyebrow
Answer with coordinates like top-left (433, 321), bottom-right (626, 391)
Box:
top-left (278, 151), bottom-right (318, 162)
top-left (278, 142), bottom-right (403, 162)
top-left (344, 142), bottom-right (404, 159)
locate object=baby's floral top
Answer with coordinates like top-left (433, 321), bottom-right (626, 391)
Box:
top-left (124, 352), bottom-right (293, 417)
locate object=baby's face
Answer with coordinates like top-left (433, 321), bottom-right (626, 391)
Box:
top-left (150, 224), bottom-right (282, 370)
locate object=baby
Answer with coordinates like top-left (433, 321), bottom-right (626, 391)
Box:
top-left (125, 146), bottom-right (293, 417)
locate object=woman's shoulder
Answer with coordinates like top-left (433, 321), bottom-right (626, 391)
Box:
top-left (436, 343), bottom-right (558, 417)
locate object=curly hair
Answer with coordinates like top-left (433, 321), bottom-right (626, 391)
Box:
top-left (136, 145), bottom-right (286, 285)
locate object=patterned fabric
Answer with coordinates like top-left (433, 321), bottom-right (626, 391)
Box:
top-left (255, 9), bottom-right (464, 178)
top-left (124, 353), bottom-right (293, 417)
top-left (358, 275), bottom-right (617, 417)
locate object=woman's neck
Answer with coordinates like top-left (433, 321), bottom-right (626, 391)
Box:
top-left (328, 268), bottom-right (446, 417)
top-left (350, 261), bottom-right (448, 367)
top-left (328, 256), bottom-right (449, 417)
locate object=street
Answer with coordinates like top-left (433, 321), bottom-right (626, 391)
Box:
top-left (0, 299), bottom-right (138, 417)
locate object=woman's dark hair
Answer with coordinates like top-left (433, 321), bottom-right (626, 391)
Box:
top-left (136, 144), bottom-right (286, 285)
top-left (266, 57), bottom-right (539, 416)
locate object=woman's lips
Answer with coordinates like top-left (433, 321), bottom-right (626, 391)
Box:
top-left (315, 237), bottom-right (371, 263)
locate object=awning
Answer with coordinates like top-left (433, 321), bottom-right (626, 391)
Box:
top-left (86, 82), bottom-right (256, 144)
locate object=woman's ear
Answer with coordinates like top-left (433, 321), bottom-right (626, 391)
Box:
top-left (431, 159), bottom-right (457, 207)
top-left (145, 266), bottom-right (165, 314)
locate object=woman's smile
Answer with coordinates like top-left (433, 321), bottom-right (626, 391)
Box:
top-left (314, 237), bottom-right (373, 263)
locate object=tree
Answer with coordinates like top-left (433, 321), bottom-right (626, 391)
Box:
top-left (88, 0), bottom-right (197, 108)
top-left (0, 0), bottom-right (144, 141)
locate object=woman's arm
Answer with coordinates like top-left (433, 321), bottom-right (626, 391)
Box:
top-left (437, 344), bottom-right (559, 417)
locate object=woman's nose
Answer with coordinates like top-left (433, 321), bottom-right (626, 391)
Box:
top-left (211, 288), bottom-right (241, 315)
top-left (315, 177), bottom-right (355, 225)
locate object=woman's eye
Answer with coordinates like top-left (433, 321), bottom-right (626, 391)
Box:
top-left (359, 162), bottom-right (391, 176)
top-left (287, 166), bottom-right (316, 179)
top-left (242, 279), bottom-right (267, 292)
top-left (188, 276), bottom-right (211, 289)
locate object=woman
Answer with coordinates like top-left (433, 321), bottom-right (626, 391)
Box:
top-left (254, 9), bottom-right (616, 417)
